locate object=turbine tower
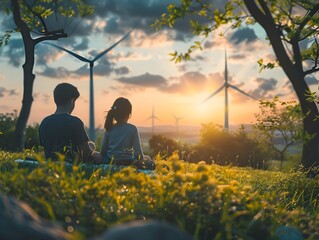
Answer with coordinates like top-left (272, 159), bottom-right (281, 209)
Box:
top-left (172, 114), bottom-right (184, 134)
top-left (44, 28), bottom-right (134, 141)
top-left (146, 105), bottom-right (159, 135)
top-left (202, 50), bottom-right (256, 132)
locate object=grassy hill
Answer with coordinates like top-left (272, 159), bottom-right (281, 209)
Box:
top-left (0, 151), bottom-right (318, 239)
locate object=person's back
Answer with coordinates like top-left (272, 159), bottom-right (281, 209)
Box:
top-left (100, 97), bottom-right (155, 169)
top-left (100, 122), bottom-right (143, 162)
top-left (39, 83), bottom-right (103, 163)
top-left (39, 113), bottom-right (89, 161)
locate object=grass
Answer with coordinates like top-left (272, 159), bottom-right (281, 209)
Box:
top-left (0, 150), bottom-right (318, 239)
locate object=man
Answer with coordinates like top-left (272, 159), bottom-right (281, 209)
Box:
top-left (39, 83), bottom-right (102, 163)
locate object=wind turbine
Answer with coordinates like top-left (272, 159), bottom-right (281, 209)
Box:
top-left (146, 105), bottom-right (159, 135)
top-left (44, 28), bottom-right (134, 141)
top-left (202, 50), bottom-right (256, 132)
top-left (172, 114), bottom-right (184, 134)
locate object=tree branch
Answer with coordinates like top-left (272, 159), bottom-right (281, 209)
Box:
top-left (291, 39), bottom-right (303, 71)
top-left (22, 0), bottom-right (49, 33)
top-left (258, 0), bottom-right (274, 20)
top-left (34, 33), bottom-right (67, 44)
top-left (314, 37), bottom-right (319, 70)
top-left (292, 3), bottom-right (319, 42)
top-left (304, 67), bottom-right (319, 76)
top-left (11, 0), bottom-right (31, 35)
top-left (243, 0), bottom-right (267, 25)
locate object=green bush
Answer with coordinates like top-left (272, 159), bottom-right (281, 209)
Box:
top-left (148, 134), bottom-right (190, 159)
top-left (0, 112), bottom-right (17, 150)
top-left (0, 112), bottom-right (40, 151)
top-left (187, 124), bottom-right (268, 168)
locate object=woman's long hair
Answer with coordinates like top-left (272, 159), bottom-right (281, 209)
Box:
top-left (104, 97), bottom-right (132, 131)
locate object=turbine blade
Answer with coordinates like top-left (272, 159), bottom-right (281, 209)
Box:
top-left (43, 42), bottom-right (91, 63)
top-left (201, 85), bottom-right (224, 103)
top-left (93, 27), bottom-right (135, 62)
top-left (228, 84), bottom-right (256, 99)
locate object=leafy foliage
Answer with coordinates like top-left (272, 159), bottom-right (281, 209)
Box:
top-left (0, 30), bottom-right (13, 47)
top-left (154, 0), bottom-right (319, 73)
top-left (0, 152), bottom-right (318, 239)
top-left (0, 112), bottom-right (17, 150)
top-left (253, 97), bottom-right (304, 167)
top-left (149, 125), bottom-right (268, 168)
top-left (188, 123), bottom-right (267, 168)
top-left (0, 112), bottom-right (40, 150)
top-left (148, 134), bottom-right (190, 159)
top-left (1, 0), bottom-right (95, 35)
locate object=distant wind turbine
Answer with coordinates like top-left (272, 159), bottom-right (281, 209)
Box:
top-left (44, 28), bottom-right (134, 141)
top-left (145, 105), bottom-right (160, 135)
top-left (202, 50), bottom-right (256, 132)
top-left (172, 114), bottom-right (184, 134)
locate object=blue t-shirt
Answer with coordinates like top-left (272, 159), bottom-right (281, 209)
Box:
top-left (100, 123), bottom-right (143, 162)
top-left (39, 113), bottom-right (89, 161)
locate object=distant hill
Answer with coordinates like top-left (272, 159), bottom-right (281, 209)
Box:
top-left (137, 123), bottom-right (255, 146)
top-left (138, 125), bottom-right (201, 147)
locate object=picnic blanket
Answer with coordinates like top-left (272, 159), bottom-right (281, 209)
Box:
top-left (14, 159), bottom-right (154, 174)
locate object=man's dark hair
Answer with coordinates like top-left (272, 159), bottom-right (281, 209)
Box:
top-left (53, 83), bottom-right (80, 106)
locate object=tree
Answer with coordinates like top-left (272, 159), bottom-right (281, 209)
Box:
top-left (149, 134), bottom-right (185, 158)
top-left (154, 0), bottom-right (319, 171)
top-left (253, 97), bottom-right (304, 169)
top-left (0, 111), bottom-right (17, 150)
top-left (0, 0), bottom-right (94, 151)
top-left (0, 111), bottom-right (39, 150)
top-left (187, 123), bottom-right (266, 167)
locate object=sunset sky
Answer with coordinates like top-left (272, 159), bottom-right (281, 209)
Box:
top-left (0, 0), bottom-right (318, 131)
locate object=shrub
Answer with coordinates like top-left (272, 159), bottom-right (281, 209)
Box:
top-left (187, 123), bottom-right (268, 168)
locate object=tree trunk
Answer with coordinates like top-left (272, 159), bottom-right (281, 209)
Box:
top-left (14, 50), bottom-right (35, 151)
top-left (266, 35), bottom-right (319, 170)
top-left (11, 0), bottom-right (36, 151)
top-left (280, 152), bottom-right (284, 170)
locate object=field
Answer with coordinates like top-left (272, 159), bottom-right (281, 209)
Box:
top-left (0, 151), bottom-right (318, 239)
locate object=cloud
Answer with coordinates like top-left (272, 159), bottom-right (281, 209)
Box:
top-left (0, 105), bottom-right (10, 110)
top-left (282, 80), bottom-right (294, 94)
top-left (115, 66), bottom-right (130, 75)
top-left (230, 28), bottom-right (258, 44)
top-left (161, 71), bottom-right (210, 94)
top-left (305, 75), bottom-right (318, 86)
top-left (42, 94), bottom-right (51, 104)
top-left (111, 51), bottom-right (138, 61)
top-left (247, 78), bottom-right (278, 99)
top-left (8, 89), bottom-right (19, 96)
top-left (37, 66), bottom-right (72, 79)
top-left (73, 37), bottom-right (90, 51)
top-left (229, 53), bottom-right (246, 60)
top-left (2, 38), bottom-right (24, 67)
top-left (0, 87), bottom-right (19, 98)
top-left (117, 72), bottom-right (167, 88)
top-left (177, 64), bottom-right (189, 72)
top-left (0, 0), bottom-right (224, 72)
top-left (37, 47), bottom-right (130, 78)
top-left (0, 88), bottom-right (5, 97)
top-left (114, 71), bottom-right (226, 96)
top-left (0, 0), bottom-right (233, 68)
top-left (33, 92), bottom-right (51, 104)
